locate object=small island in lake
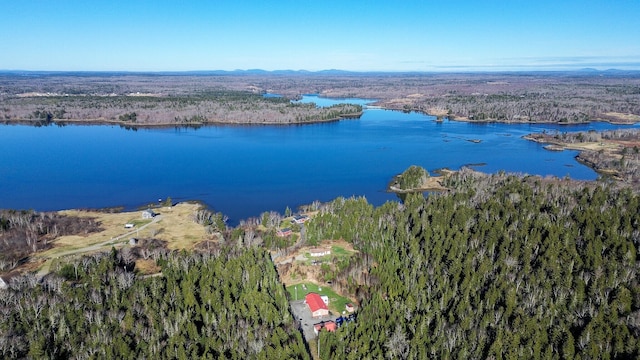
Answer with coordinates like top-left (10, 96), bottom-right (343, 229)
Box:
top-left (388, 165), bottom-right (451, 193)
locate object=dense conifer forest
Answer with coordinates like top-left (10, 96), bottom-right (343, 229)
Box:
top-left (306, 170), bottom-right (640, 359)
top-left (1, 168), bottom-right (639, 359)
top-left (0, 247), bottom-right (309, 359)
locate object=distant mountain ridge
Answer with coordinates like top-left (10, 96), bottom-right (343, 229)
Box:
top-left (2, 68), bottom-right (639, 77)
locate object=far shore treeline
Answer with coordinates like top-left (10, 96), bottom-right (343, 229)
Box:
top-left (1, 71), bottom-right (639, 126)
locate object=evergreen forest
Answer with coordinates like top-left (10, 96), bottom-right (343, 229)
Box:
top-left (306, 170), bottom-right (640, 359)
top-left (0, 247), bottom-right (309, 359)
top-left (1, 168), bottom-right (639, 359)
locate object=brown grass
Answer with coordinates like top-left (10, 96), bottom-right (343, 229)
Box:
top-left (34, 202), bottom-right (208, 276)
top-left (602, 112), bottom-right (640, 122)
top-left (135, 259), bottom-right (162, 275)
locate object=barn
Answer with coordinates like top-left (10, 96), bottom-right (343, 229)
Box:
top-left (305, 292), bottom-right (329, 318)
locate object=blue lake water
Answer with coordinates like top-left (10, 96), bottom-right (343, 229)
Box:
top-left (0, 95), bottom-right (637, 224)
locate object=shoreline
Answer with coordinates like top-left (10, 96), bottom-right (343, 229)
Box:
top-left (421, 113), bottom-right (637, 126)
top-left (522, 133), bottom-right (637, 184)
top-left (379, 104), bottom-right (638, 126)
top-left (1, 112), bottom-right (364, 128)
top-left (3, 104), bottom-right (637, 128)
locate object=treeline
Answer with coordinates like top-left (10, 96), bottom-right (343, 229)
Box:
top-left (1, 91), bottom-right (362, 125)
top-left (4, 72), bottom-right (639, 125)
top-left (326, 74), bottom-right (640, 124)
top-left (0, 210), bottom-right (102, 271)
top-left (306, 169), bottom-right (640, 359)
top-left (0, 246), bottom-right (309, 359)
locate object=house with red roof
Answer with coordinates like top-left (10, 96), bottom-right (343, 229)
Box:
top-left (324, 320), bottom-right (337, 332)
top-left (305, 292), bottom-right (329, 318)
top-left (313, 320), bottom-right (337, 335)
top-left (276, 228), bottom-right (292, 237)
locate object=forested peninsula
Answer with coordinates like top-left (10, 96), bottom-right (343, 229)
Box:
top-left (0, 90), bottom-right (362, 126)
top-left (2, 169), bottom-right (639, 359)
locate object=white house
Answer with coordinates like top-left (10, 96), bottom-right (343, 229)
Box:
top-left (309, 248), bottom-right (331, 257)
top-left (292, 214), bottom-right (310, 224)
top-left (142, 209), bottom-right (157, 219)
top-left (0, 276), bottom-right (7, 290)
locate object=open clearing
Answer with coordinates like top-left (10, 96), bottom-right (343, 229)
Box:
top-left (35, 202), bottom-right (207, 276)
top-left (275, 239), bottom-right (358, 308)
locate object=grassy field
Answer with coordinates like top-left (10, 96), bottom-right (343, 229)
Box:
top-left (35, 202), bottom-right (208, 276)
top-left (286, 282), bottom-right (354, 315)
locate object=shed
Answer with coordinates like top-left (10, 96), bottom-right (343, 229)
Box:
top-left (305, 292), bottom-right (329, 318)
top-left (309, 248), bottom-right (331, 257)
top-left (276, 228), bottom-right (293, 237)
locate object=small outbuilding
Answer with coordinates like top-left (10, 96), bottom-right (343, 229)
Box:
top-left (0, 276), bottom-right (7, 290)
top-left (309, 248), bottom-right (331, 257)
top-left (276, 228), bottom-right (293, 237)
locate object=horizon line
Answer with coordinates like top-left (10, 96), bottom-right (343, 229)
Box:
top-left (2, 67), bottom-right (640, 74)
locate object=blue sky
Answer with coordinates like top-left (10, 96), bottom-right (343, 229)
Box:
top-left (1, 0), bottom-right (639, 72)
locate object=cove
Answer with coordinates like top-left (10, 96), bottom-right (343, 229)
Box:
top-left (0, 95), bottom-right (637, 224)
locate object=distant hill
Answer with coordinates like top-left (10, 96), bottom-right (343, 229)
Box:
top-left (1, 68), bottom-right (639, 77)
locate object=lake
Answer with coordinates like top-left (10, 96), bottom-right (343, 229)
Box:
top-left (0, 95), bottom-right (637, 224)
